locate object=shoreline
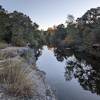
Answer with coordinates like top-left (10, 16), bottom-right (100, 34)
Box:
top-left (0, 46), bottom-right (57, 100)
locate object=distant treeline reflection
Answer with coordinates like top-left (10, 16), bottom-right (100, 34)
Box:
top-left (37, 45), bottom-right (100, 95)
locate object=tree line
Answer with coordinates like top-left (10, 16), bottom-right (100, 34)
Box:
top-left (0, 5), bottom-right (45, 48)
top-left (46, 7), bottom-right (100, 57)
top-left (0, 5), bottom-right (100, 56)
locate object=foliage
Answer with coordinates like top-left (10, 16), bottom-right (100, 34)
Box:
top-left (0, 5), bottom-right (100, 56)
top-left (0, 5), bottom-right (45, 48)
top-left (46, 7), bottom-right (100, 57)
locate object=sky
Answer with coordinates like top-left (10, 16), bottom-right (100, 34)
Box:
top-left (0, 0), bottom-right (100, 30)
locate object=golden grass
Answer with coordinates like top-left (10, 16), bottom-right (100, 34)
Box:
top-left (0, 49), bottom-right (17, 60)
top-left (0, 60), bottom-right (35, 97)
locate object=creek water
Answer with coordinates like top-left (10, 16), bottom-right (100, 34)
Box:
top-left (37, 46), bottom-right (100, 100)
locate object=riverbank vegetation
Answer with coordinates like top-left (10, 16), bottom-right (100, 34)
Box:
top-left (0, 5), bottom-right (45, 49)
top-left (0, 5), bottom-right (100, 99)
top-left (0, 5), bottom-right (100, 56)
top-left (46, 7), bottom-right (100, 57)
top-left (0, 59), bottom-right (34, 97)
top-left (0, 46), bottom-right (37, 98)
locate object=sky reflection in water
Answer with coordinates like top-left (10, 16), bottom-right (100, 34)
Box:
top-left (37, 46), bottom-right (100, 100)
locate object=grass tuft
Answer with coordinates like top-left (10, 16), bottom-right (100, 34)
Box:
top-left (0, 59), bottom-right (35, 97)
top-left (0, 42), bottom-right (8, 49)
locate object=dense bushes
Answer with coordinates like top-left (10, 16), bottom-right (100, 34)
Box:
top-left (45, 7), bottom-right (100, 56)
top-left (0, 5), bottom-right (100, 56)
top-left (0, 5), bottom-right (45, 48)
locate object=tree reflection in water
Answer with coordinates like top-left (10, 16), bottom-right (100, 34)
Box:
top-left (53, 47), bottom-right (100, 95)
top-left (65, 58), bottom-right (100, 95)
top-left (37, 46), bottom-right (100, 95)
top-left (54, 47), bottom-right (73, 62)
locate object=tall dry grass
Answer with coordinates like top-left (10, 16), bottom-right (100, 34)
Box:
top-left (0, 42), bottom-right (8, 49)
top-left (0, 51), bottom-right (10, 60)
top-left (0, 59), bottom-right (35, 97)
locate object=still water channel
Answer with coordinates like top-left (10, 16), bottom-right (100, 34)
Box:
top-left (37, 46), bottom-right (100, 100)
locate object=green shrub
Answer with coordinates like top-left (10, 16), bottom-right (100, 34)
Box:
top-left (11, 36), bottom-right (26, 47)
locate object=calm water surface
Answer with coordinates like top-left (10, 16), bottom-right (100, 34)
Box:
top-left (37, 46), bottom-right (100, 100)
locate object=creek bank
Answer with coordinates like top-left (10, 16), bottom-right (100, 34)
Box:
top-left (57, 43), bottom-right (100, 58)
top-left (0, 46), bottom-right (57, 100)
